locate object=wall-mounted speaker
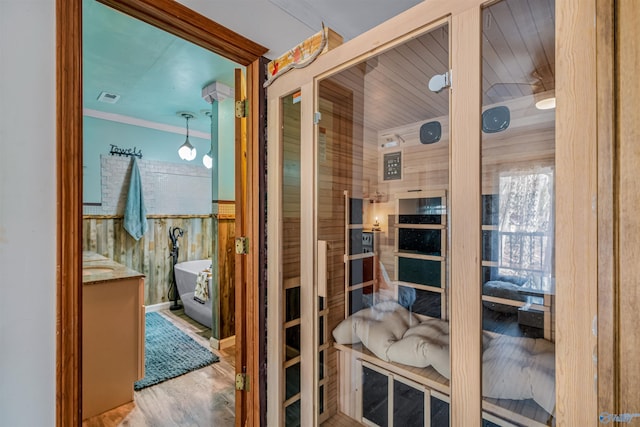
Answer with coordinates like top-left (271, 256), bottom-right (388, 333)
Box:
top-left (482, 106), bottom-right (510, 133)
top-left (419, 121), bottom-right (441, 144)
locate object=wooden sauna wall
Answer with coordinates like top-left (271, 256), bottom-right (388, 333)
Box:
top-left (82, 215), bottom-right (235, 314)
top-left (318, 72), bottom-right (365, 422)
top-left (359, 94), bottom-right (555, 279)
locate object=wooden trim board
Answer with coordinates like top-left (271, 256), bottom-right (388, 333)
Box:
top-left (596, 0), bottom-right (616, 417)
top-left (450, 8), bottom-right (482, 426)
top-left (210, 335), bottom-right (236, 350)
top-left (555, 0), bottom-right (599, 424)
top-left (96, 0), bottom-right (267, 65)
top-left (616, 0), bottom-right (640, 414)
top-left (56, 1), bottom-right (83, 425)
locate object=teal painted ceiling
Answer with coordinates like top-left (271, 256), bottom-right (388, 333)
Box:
top-left (83, 0), bottom-right (240, 134)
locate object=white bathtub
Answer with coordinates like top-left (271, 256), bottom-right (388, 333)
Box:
top-left (174, 259), bottom-right (213, 328)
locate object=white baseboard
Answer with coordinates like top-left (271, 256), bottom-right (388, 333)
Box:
top-left (145, 302), bottom-right (171, 313)
top-left (210, 335), bottom-right (235, 350)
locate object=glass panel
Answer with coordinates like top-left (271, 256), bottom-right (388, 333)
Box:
top-left (393, 380), bottom-right (424, 426)
top-left (349, 258), bottom-right (374, 286)
top-left (481, 0), bottom-right (555, 424)
top-left (318, 23), bottom-right (450, 426)
top-left (285, 362), bottom-right (301, 400)
top-left (406, 287), bottom-right (441, 318)
top-left (349, 229), bottom-right (364, 254)
top-left (398, 197), bottom-right (446, 224)
top-left (430, 396), bottom-right (449, 426)
top-left (284, 399), bottom-right (301, 427)
top-left (362, 366), bottom-right (388, 426)
top-left (282, 91), bottom-right (302, 427)
top-left (319, 316), bottom-right (325, 345)
top-left (398, 257), bottom-right (442, 287)
top-left (285, 287), bottom-right (300, 322)
top-left (285, 324), bottom-right (301, 361)
top-left (398, 228), bottom-right (442, 256)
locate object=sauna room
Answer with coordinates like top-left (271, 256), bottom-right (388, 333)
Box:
top-left (268, 0), bottom-right (568, 425)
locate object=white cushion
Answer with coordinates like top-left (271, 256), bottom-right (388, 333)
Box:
top-left (332, 308), bottom-right (372, 345)
top-left (386, 319), bottom-right (450, 378)
top-left (482, 336), bottom-right (533, 400)
top-left (482, 334), bottom-right (556, 414)
top-left (353, 303), bottom-right (418, 361)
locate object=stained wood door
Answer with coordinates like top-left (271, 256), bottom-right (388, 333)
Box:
top-left (234, 67), bottom-right (249, 426)
top-left (233, 62), bottom-right (264, 427)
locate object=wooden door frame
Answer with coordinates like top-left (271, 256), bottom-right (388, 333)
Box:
top-left (56, 1), bottom-right (267, 426)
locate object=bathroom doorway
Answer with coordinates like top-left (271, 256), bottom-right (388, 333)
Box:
top-left (56, 0), bottom-right (268, 425)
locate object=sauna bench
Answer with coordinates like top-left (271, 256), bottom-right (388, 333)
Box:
top-left (334, 342), bottom-right (553, 427)
top-left (82, 253), bottom-right (145, 420)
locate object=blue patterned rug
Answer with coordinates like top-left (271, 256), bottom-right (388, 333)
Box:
top-left (134, 312), bottom-right (219, 391)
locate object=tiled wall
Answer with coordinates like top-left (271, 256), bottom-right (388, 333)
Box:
top-left (83, 155), bottom-right (211, 215)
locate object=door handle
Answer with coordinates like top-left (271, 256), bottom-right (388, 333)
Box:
top-left (317, 240), bottom-right (328, 298)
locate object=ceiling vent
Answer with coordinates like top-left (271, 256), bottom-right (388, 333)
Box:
top-left (97, 91), bottom-right (121, 104)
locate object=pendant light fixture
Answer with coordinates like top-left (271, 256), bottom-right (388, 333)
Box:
top-left (177, 112), bottom-right (197, 161)
top-left (202, 110), bottom-right (213, 169)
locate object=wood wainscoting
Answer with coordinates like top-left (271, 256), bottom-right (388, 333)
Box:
top-left (82, 214), bottom-right (235, 338)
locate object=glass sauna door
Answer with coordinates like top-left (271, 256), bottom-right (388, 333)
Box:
top-left (279, 91), bottom-right (302, 426)
top-left (480, 0), bottom-right (556, 425)
top-left (316, 22), bottom-right (452, 426)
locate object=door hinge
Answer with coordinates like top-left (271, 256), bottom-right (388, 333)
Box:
top-left (314, 111), bottom-right (322, 124)
top-left (235, 372), bottom-right (250, 391)
top-left (235, 236), bottom-right (249, 255)
top-left (235, 99), bottom-right (247, 118)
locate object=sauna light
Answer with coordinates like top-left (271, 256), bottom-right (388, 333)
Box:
top-left (178, 112), bottom-right (197, 161)
top-left (534, 90), bottom-right (556, 110)
top-left (380, 133), bottom-right (404, 149)
top-left (373, 217), bottom-right (381, 231)
top-left (203, 150), bottom-right (213, 169)
top-left (535, 97), bottom-right (556, 110)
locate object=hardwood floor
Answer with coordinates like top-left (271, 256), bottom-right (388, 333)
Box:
top-left (83, 309), bottom-right (236, 427)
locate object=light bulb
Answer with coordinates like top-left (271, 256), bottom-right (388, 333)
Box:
top-left (203, 151), bottom-right (213, 169)
top-left (178, 139), bottom-right (196, 161)
top-left (535, 97), bottom-right (556, 110)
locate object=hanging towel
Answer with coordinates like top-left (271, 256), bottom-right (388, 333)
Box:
top-left (194, 270), bottom-right (210, 304)
top-left (123, 157), bottom-right (148, 240)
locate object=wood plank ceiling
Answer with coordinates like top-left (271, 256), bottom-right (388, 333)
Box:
top-left (320, 0), bottom-right (555, 135)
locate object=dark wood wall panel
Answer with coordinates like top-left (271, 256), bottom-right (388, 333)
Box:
top-left (217, 218), bottom-right (236, 339)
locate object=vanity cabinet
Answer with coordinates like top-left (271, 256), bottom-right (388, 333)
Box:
top-left (82, 253), bottom-right (145, 419)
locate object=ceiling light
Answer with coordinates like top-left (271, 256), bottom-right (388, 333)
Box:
top-left (202, 110), bottom-right (213, 169)
top-left (203, 150), bottom-right (213, 169)
top-left (534, 90), bottom-right (556, 110)
top-left (535, 96), bottom-right (556, 110)
top-left (177, 112), bottom-right (196, 161)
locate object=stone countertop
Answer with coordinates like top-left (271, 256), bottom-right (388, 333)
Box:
top-left (83, 252), bottom-right (144, 285)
